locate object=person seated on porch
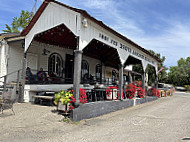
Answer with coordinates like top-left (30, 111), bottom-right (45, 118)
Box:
top-left (26, 67), bottom-right (36, 83)
top-left (83, 73), bottom-right (89, 84)
top-left (37, 68), bottom-right (47, 81)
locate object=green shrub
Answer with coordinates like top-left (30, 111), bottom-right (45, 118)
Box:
top-left (184, 85), bottom-right (190, 91)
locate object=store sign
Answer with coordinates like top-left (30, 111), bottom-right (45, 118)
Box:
top-left (99, 33), bottom-right (155, 65)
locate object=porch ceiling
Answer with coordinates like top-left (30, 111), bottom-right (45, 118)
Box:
top-left (124, 56), bottom-right (142, 67)
top-left (33, 24), bottom-right (77, 50)
top-left (83, 39), bottom-right (121, 69)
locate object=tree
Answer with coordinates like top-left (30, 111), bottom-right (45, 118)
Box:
top-left (2, 10), bottom-right (34, 33)
top-left (168, 57), bottom-right (190, 86)
top-left (133, 50), bottom-right (167, 85)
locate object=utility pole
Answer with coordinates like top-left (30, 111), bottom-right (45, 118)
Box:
top-left (34, 0), bottom-right (37, 13)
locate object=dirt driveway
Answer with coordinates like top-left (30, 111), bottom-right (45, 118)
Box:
top-left (1, 93), bottom-right (190, 142)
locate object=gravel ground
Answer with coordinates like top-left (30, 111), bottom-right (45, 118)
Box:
top-left (1, 92), bottom-right (190, 142)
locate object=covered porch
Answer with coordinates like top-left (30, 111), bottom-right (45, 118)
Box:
top-left (23, 24), bottom-right (140, 102)
top-left (25, 23), bottom-right (133, 86)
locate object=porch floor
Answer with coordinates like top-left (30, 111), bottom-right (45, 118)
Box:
top-left (24, 84), bottom-right (94, 92)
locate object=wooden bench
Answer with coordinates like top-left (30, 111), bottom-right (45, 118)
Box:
top-left (32, 95), bottom-right (54, 106)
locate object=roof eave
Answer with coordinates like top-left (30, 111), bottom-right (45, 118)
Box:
top-left (21, 0), bottom-right (161, 63)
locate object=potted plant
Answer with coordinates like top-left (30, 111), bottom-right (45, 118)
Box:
top-left (137, 87), bottom-right (146, 98)
top-left (79, 88), bottom-right (88, 104)
top-left (54, 90), bottom-right (73, 114)
top-left (126, 83), bottom-right (136, 99)
top-left (54, 88), bottom-right (88, 113)
top-left (106, 86), bottom-right (118, 100)
top-left (150, 88), bottom-right (160, 97)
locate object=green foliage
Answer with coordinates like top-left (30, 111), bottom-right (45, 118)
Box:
top-left (184, 85), bottom-right (190, 91)
top-left (54, 90), bottom-right (73, 105)
top-left (2, 10), bottom-right (34, 33)
top-left (168, 57), bottom-right (190, 86)
top-left (146, 65), bottom-right (156, 85)
top-left (2, 24), bottom-right (14, 33)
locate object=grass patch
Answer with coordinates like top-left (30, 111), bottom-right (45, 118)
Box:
top-left (62, 118), bottom-right (80, 125)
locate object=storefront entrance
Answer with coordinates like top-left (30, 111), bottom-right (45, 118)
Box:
top-left (65, 54), bottom-right (74, 83)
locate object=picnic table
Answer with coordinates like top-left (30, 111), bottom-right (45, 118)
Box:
top-left (32, 91), bottom-right (55, 106)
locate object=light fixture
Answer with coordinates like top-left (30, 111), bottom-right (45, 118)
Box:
top-left (42, 48), bottom-right (50, 55)
top-left (82, 18), bottom-right (88, 28)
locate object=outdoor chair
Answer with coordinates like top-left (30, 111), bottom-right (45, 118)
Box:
top-left (0, 92), bottom-right (15, 114)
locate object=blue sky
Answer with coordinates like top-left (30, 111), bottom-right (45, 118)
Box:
top-left (0, 0), bottom-right (190, 68)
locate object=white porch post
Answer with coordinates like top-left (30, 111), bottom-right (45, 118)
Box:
top-left (73, 49), bottom-right (83, 105)
top-left (129, 72), bottom-right (132, 83)
top-left (119, 64), bottom-right (124, 100)
top-left (142, 61), bottom-right (148, 97)
top-left (155, 74), bottom-right (158, 95)
top-left (19, 52), bottom-right (27, 103)
top-left (142, 71), bottom-right (146, 96)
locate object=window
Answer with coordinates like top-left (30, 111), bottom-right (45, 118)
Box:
top-left (112, 70), bottom-right (116, 83)
top-left (48, 53), bottom-right (63, 77)
top-left (96, 64), bottom-right (102, 83)
top-left (81, 60), bottom-right (89, 81)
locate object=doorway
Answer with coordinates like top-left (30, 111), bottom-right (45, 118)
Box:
top-left (65, 54), bottom-right (74, 83)
top-left (48, 53), bottom-right (63, 77)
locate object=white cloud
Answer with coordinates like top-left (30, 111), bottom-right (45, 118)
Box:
top-left (62, 0), bottom-right (190, 67)
top-left (134, 21), bottom-right (190, 67)
top-left (1, 0), bottom-right (188, 68)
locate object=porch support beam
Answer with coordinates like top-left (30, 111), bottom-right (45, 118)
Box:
top-left (155, 74), bottom-right (158, 95)
top-left (129, 72), bottom-right (132, 83)
top-left (19, 52), bottom-right (27, 103)
top-left (73, 50), bottom-right (83, 105)
top-left (119, 64), bottom-right (124, 100)
top-left (142, 71), bottom-right (146, 97)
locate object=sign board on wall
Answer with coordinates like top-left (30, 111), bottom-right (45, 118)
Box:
top-left (98, 33), bottom-right (155, 66)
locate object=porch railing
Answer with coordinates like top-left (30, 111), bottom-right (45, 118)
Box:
top-left (26, 69), bottom-right (73, 84)
top-left (26, 69), bottom-right (126, 86)
top-left (81, 75), bottom-right (125, 86)
top-left (0, 69), bottom-right (23, 101)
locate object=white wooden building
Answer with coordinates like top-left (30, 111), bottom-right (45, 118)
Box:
top-left (1, 0), bottom-right (160, 103)
top-left (0, 33), bottom-right (137, 101)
